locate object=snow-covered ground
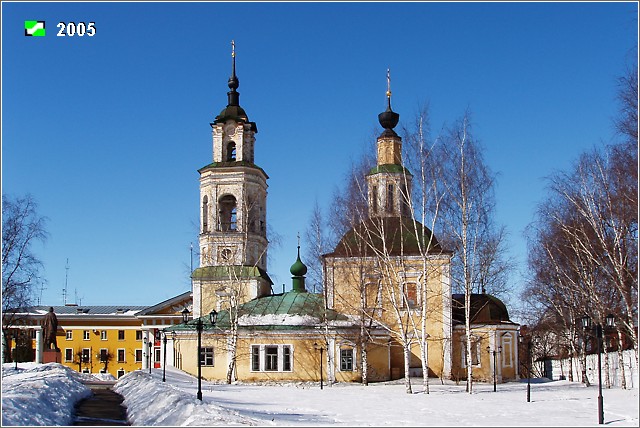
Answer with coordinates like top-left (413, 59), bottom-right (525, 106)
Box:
top-left (2, 362), bottom-right (639, 426)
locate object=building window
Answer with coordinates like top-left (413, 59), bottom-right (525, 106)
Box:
top-left (118, 330), bottom-right (125, 341)
top-left (250, 345), bottom-right (293, 372)
top-left (82, 368), bottom-right (90, 374)
top-left (83, 330), bottom-right (90, 341)
top-left (99, 348), bottom-right (108, 362)
top-left (340, 348), bottom-right (354, 371)
top-left (218, 195), bottom-right (237, 231)
top-left (265, 346), bottom-right (278, 371)
top-left (386, 184), bottom-right (394, 213)
top-left (283, 347), bottom-right (292, 371)
top-left (117, 349), bottom-right (125, 362)
top-left (65, 348), bottom-right (74, 362)
top-left (99, 368), bottom-right (107, 374)
top-left (502, 334), bottom-right (513, 368)
top-left (371, 185), bottom-right (378, 214)
top-left (117, 369), bottom-right (125, 379)
top-left (202, 195), bottom-right (209, 233)
top-left (200, 347), bottom-right (214, 366)
top-left (135, 330), bottom-right (142, 341)
top-left (82, 348), bottom-right (90, 363)
top-left (403, 282), bottom-right (417, 308)
top-left (101, 331), bottom-right (108, 341)
top-left (461, 337), bottom-right (481, 368)
top-left (66, 331), bottom-right (73, 340)
top-left (226, 141), bottom-right (237, 161)
top-left (135, 349), bottom-right (143, 362)
top-left (251, 346), bottom-right (260, 371)
top-left (365, 281), bottom-right (380, 309)
top-left (155, 349), bottom-right (161, 365)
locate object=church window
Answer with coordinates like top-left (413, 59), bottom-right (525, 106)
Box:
top-left (340, 348), bottom-right (354, 371)
top-left (65, 348), bottom-right (73, 362)
top-left (218, 195), bottom-right (238, 231)
top-left (387, 184), bottom-right (394, 213)
top-left (226, 141), bottom-right (237, 161)
top-left (251, 346), bottom-right (260, 371)
top-left (501, 333), bottom-right (513, 368)
top-left (265, 346), bottom-right (278, 371)
top-left (202, 196), bottom-right (209, 232)
top-left (365, 281), bottom-right (380, 309)
top-left (371, 185), bottom-right (378, 214)
top-left (403, 282), bottom-right (418, 308)
top-left (200, 347), bottom-right (215, 366)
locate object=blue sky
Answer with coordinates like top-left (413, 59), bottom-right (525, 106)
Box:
top-left (2, 2), bottom-right (637, 312)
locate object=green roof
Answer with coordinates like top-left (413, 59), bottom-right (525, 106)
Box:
top-left (168, 291), bottom-right (350, 332)
top-left (191, 265), bottom-right (273, 285)
top-left (367, 164), bottom-right (412, 176)
top-left (198, 161), bottom-right (269, 178)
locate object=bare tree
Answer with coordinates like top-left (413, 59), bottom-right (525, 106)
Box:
top-left (433, 111), bottom-right (505, 393)
top-left (2, 194), bottom-right (48, 363)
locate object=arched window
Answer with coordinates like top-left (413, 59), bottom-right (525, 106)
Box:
top-left (218, 195), bottom-right (237, 231)
top-left (226, 141), bottom-right (237, 161)
top-left (202, 196), bottom-right (209, 232)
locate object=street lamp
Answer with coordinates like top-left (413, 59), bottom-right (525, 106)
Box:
top-left (519, 334), bottom-right (533, 402)
top-left (486, 345), bottom-right (502, 392)
top-left (156, 330), bottom-right (168, 382)
top-left (313, 342), bottom-right (324, 390)
top-left (580, 313), bottom-right (615, 425)
top-left (182, 308), bottom-right (218, 401)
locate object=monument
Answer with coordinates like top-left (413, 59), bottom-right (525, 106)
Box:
top-left (42, 307), bottom-right (61, 363)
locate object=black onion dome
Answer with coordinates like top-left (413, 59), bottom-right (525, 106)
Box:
top-left (378, 105), bottom-right (399, 130)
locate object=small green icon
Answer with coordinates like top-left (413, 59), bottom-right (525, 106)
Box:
top-left (25, 20), bottom-right (46, 37)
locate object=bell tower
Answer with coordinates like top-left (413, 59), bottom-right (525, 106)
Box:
top-left (192, 42), bottom-right (272, 317)
top-left (366, 69), bottom-right (413, 218)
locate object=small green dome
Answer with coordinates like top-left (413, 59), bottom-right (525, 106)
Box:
top-left (290, 253), bottom-right (307, 277)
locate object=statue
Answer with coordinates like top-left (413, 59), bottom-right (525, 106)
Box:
top-left (42, 307), bottom-right (59, 351)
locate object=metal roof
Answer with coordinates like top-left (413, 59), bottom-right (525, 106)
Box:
top-left (25, 305), bottom-right (148, 316)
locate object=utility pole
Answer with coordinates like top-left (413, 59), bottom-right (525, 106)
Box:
top-left (62, 258), bottom-right (69, 305)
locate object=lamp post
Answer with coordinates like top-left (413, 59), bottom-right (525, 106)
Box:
top-left (580, 314), bottom-right (615, 425)
top-left (313, 342), bottom-right (324, 390)
top-left (182, 308), bottom-right (218, 401)
top-left (156, 330), bottom-right (168, 382)
top-left (519, 335), bottom-right (533, 402)
top-left (486, 345), bottom-right (501, 392)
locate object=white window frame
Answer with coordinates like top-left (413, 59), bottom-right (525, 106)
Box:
top-left (200, 347), bottom-right (214, 366)
top-left (461, 336), bottom-right (482, 368)
top-left (501, 333), bottom-right (513, 368)
top-left (82, 348), bottom-right (91, 363)
top-left (117, 348), bottom-right (126, 363)
top-left (117, 369), bottom-right (125, 379)
top-left (100, 330), bottom-right (108, 341)
top-left (64, 348), bottom-right (74, 362)
top-left (339, 347), bottom-right (355, 372)
top-left (118, 330), bottom-right (125, 341)
top-left (66, 331), bottom-right (73, 340)
top-left (135, 349), bottom-right (143, 362)
top-left (249, 344), bottom-right (293, 372)
top-left (83, 330), bottom-right (90, 341)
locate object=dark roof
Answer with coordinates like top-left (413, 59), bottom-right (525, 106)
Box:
top-left (451, 294), bottom-right (512, 325)
top-left (191, 265), bottom-right (273, 286)
top-left (135, 291), bottom-right (191, 316)
top-left (325, 216), bottom-right (448, 257)
top-left (213, 105), bottom-right (258, 132)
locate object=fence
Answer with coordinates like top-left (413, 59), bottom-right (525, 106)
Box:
top-left (547, 349), bottom-right (638, 388)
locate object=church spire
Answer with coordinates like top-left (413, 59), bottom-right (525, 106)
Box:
top-left (378, 68), bottom-right (400, 136)
top-left (227, 40), bottom-right (240, 106)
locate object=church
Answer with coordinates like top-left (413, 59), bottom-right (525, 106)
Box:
top-left (3, 46), bottom-right (520, 385)
top-left (170, 46), bottom-right (521, 386)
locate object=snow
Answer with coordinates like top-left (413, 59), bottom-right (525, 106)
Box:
top-left (2, 362), bottom-right (638, 426)
top-left (238, 314), bottom-right (319, 326)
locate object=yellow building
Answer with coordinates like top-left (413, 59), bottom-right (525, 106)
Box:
top-left (3, 292), bottom-right (192, 379)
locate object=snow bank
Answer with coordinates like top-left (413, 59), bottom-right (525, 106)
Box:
top-left (1, 362), bottom-right (92, 426)
top-left (114, 370), bottom-right (258, 426)
top-left (238, 314), bottom-right (318, 326)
